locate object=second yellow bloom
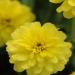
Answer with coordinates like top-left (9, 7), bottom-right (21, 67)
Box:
top-left (0, 1), bottom-right (35, 47)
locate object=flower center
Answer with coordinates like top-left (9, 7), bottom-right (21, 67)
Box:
top-left (2, 18), bottom-right (12, 27)
top-left (37, 43), bottom-right (42, 47)
top-left (6, 19), bottom-right (11, 23)
top-left (34, 42), bottom-right (45, 52)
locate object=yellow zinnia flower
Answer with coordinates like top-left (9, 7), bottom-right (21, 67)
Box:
top-left (49, 0), bottom-right (75, 18)
top-left (70, 72), bottom-right (75, 75)
top-left (0, 1), bottom-right (35, 47)
top-left (6, 22), bottom-right (72, 75)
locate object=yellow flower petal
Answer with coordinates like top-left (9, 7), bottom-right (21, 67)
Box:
top-left (63, 10), bottom-right (74, 18)
top-left (49, 0), bottom-right (63, 3)
top-left (68, 0), bottom-right (75, 6)
top-left (70, 72), bottom-right (75, 75)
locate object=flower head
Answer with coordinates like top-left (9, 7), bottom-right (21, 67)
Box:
top-left (49, 0), bottom-right (75, 18)
top-left (0, 1), bottom-right (35, 47)
top-left (6, 22), bottom-right (72, 75)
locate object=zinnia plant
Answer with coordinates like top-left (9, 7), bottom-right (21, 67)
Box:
top-left (0, 0), bottom-right (74, 75)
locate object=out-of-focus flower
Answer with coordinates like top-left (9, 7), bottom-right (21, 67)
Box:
top-left (49, 0), bottom-right (75, 18)
top-left (6, 22), bottom-right (72, 75)
top-left (70, 72), bottom-right (75, 75)
top-left (0, 1), bottom-right (35, 47)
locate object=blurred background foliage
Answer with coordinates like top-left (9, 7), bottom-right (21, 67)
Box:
top-left (0, 0), bottom-right (75, 75)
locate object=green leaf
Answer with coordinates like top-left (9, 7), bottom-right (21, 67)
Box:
top-left (71, 18), bottom-right (75, 43)
top-left (21, 0), bottom-right (35, 8)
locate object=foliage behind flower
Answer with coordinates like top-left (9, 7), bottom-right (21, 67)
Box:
top-left (6, 22), bottom-right (72, 75)
top-left (0, 1), bottom-right (35, 47)
top-left (49, 0), bottom-right (75, 18)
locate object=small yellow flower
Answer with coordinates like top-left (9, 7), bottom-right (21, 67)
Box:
top-left (70, 72), bottom-right (75, 75)
top-left (0, 1), bottom-right (35, 47)
top-left (49, 0), bottom-right (75, 18)
top-left (6, 22), bottom-right (72, 75)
